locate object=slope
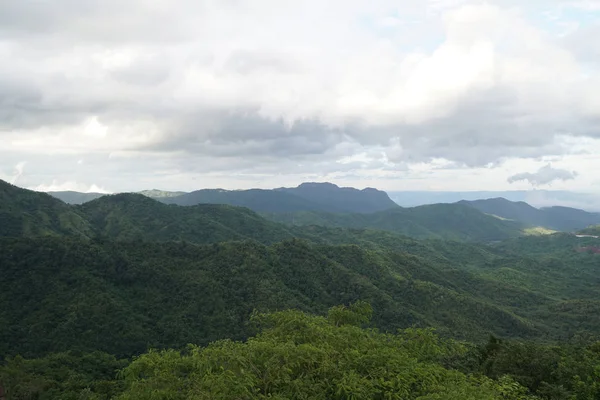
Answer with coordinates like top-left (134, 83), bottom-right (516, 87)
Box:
top-left (0, 180), bottom-right (93, 238)
top-left (0, 236), bottom-right (546, 359)
top-left (266, 203), bottom-right (524, 242)
top-left (78, 193), bottom-right (295, 244)
top-left (460, 198), bottom-right (600, 231)
top-left (160, 188), bottom-right (330, 212)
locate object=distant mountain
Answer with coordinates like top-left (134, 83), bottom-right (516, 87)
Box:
top-left (50, 189), bottom-right (187, 204)
top-left (48, 191), bottom-right (106, 205)
top-left (138, 189), bottom-right (187, 199)
top-left (389, 190), bottom-right (600, 211)
top-left (0, 180), bottom-right (93, 238)
top-left (276, 182), bottom-right (399, 213)
top-left (161, 188), bottom-right (326, 212)
top-left (460, 198), bottom-right (600, 231)
top-left (577, 225), bottom-right (600, 236)
top-left (2, 179), bottom-right (523, 243)
top-left (265, 203), bottom-right (524, 242)
top-left (162, 182), bottom-right (399, 214)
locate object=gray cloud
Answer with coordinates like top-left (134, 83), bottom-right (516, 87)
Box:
top-left (508, 164), bottom-right (578, 186)
top-left (1, 0), bottom-right (600, 192)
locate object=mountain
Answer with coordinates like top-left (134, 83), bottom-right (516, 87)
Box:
top-left (0, 180), bottom-right (93, 238)
top-left (1, 180), bottom-right (522, 243)
top-left (161, 188), bottom-right (327, 212)
top-left (137, 189), bottom-right (187, 199)
top-left (48, 191), bottom-right (106, 205)
top-left (460, 198), bottom-right (600, 231)
top-left (0, 236), bottom-right (549, 359)
top-left (578, 225), bottom-right (600, 236)
top-left (389, 189), bottom-right (600, 211)
top-left (161, 182), bottom-right (399, 214)
top-left (79, 193), bottom-right (295, 244)
top-left (275, 182), bottom-right (399, 213)
top-left (265, 203), bottom-right (524, 242)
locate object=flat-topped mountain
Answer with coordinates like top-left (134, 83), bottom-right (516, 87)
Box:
top-left (162, 182), bottom-right (399, 214)
top-left (274, 182), bottom-right (399, 213)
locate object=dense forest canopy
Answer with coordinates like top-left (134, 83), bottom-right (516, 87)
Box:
top-left (2, 179), bottom-right (600, 399)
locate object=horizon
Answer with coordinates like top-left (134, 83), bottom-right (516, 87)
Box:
top-left (1, 1), bottom-right (600, 195)
top-left (6, 177), bottom-right (600, 211)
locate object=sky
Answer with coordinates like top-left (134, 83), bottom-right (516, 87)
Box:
top-left (1, 0), bottom-right (600, 196)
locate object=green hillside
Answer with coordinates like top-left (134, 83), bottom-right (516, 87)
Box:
top-left (0, 236), bottom-right (549, 360)
top-left (461, 198), bottom-right (600, 231)
top-left (79, 193), bottom-right (295, 244)
top-left (0, 180), bottom-right (93, 238)
top-left (266, 203), bottom-right (524, 242)
top-left (577, 225), bottom-right (600, 236)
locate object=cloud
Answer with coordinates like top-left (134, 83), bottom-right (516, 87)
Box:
top-left (0, 0), bottom-right (600, 192)
top-left (508, 164), bottom-right (578, 186)
top-left (30, 180), bottom-right (111, 194)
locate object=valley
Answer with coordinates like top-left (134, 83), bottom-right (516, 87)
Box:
top-left (2, 179), bottom-right (600, 399)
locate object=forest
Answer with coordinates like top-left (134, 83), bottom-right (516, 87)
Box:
top-left (2, 179), bottom-right (600, 399)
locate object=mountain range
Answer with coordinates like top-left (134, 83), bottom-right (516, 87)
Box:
top-left (4, 177), bottom-right (600, 399)
top-left (46, 181), bottom-right (600, 233)
top-left (2, 179), bottom-right (522, 242)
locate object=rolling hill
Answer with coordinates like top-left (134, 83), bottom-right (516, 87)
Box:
top-left (79, 193), bottom-right (296, 244)
top-left (49, 182), bottom-right (400, 214)
top-left (460, 197), bottom-right (600, 231)
top-left (265, 203), bottom-right (525, 242)
top-left (0, 180), bottom-right (93, 238)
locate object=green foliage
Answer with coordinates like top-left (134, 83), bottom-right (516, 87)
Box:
top-left (1, 237), bottom-right (547, 359)
top-left (461, 198), bottom-right (600, 232)
top-left (0, 351), bottom-right (127, 400)
top-left (327, 301), bottom-right (373, 327)
top-left (0, 180), bottom-right (94, 238)
top-left (117, 307), bottom-right (535, 400)
top-left (265, 203), bottom-right (524, 242)
top-left (477, 336), bottom-right (600, 399)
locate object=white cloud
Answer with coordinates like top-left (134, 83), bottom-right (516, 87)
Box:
top-left (508, 164), bottom-right (578, 186)
top-left (30, 180), bottom-right (111, 193)
top-left (0, 0), bottom-right (599, 193)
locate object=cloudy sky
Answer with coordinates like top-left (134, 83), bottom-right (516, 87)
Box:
top-left (1, 0), bottom-right (600, 195)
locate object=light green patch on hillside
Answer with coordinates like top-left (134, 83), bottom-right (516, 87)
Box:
top-left (523, 226), bottom-right (556, 236)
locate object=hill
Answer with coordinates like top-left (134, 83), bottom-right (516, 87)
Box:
top-left (1, 180), bottom-right (522, 244)
top-left (137, 189), bottom-right (187, 199)
top-left (0, 236), bottom-right (549, 359)
top-left (48, 191), bottom-right (106, 205)
top-left (460, 198), bottom-right (600, 231)
top-left (160, 188), bottom-right (328, 212)
top-left (0, 180), bottom-right (93, 238)
top-left (578, 225), bottom-right (600, 236)
top-left (79, 193), bottom-right (295, 244)
top-left (266, 203), bottom-right (524, 242)
top-left (275, 182), bottom-right (399, 213)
